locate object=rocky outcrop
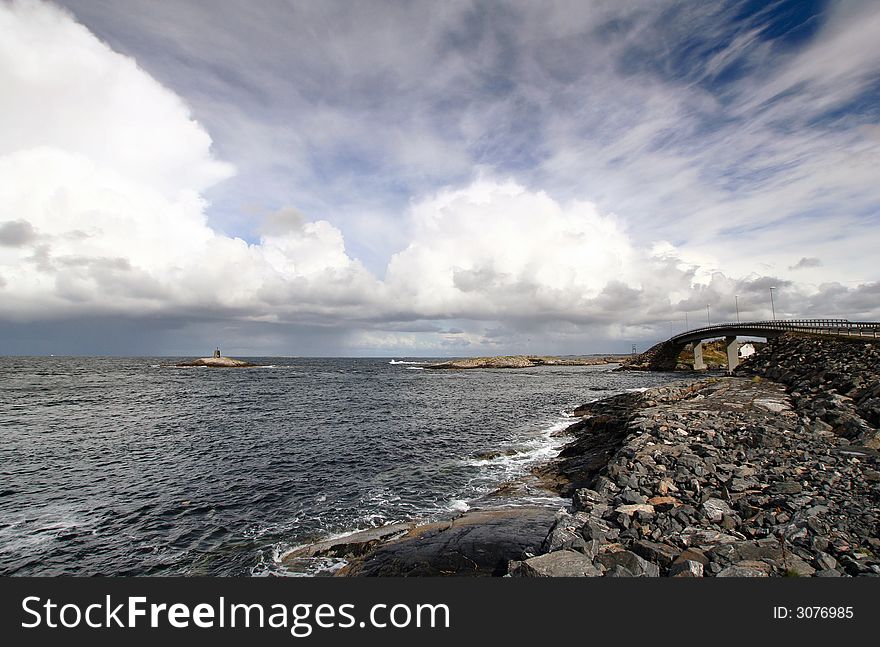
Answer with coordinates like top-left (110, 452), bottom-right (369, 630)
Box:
top-left (175, 356), bottom-right (258, 368)
top-left (426, 355), bottom-right (628, 369)
top-left (285, 508), bottom-right (557, 577)
top-left (339, 508), bottom-right (557, 576)
top-left (736, 332), bottom-right (880, 448)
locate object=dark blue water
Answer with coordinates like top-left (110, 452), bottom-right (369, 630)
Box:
top-left (0, 357), bottom-right (685, 576)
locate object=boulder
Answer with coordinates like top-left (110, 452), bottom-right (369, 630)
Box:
top-left (596, 550), bottom-right (660, 577)
top-left (632, 540), bottom-right (678, 567)
top-left (508, 550), bottom-right (602, 577)
top-left (669, 560), bottom-right (704, 577)
top-left (716, 560), bottom-right (771, 577)
top-left (702, 498), bottom-right (733, 523)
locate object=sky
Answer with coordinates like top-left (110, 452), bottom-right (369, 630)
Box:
top-left (1, 0), bottom-right (879, 356)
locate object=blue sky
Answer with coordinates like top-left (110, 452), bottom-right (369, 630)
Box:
top-left (1, 0), bottom-right (879, 355)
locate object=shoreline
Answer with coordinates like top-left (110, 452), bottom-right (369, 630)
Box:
top-left (281, 333), bottom-right (880, 577)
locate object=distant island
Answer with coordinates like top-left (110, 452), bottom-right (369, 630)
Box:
top-left (425, 355), bottom-right (629, 369)
top-left (174, 348), bottom-right (258, 368)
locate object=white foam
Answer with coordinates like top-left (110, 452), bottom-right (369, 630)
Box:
top-left (389, 359), bottom-right (429, 365)
top-left (447, 499), bottom-right (470, 513)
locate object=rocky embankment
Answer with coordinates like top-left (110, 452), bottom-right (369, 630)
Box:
top-left (426, 355), bottom-right (628, 369)
top-left (174, 356), bottom-right (258, 368)
top-left (735, 333), bottom-right (880, 449)
top-left (511, 333), bottom-right (880, 577)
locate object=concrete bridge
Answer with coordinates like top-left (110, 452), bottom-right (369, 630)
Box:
top-left (633, 319), bottom-right (880, 372)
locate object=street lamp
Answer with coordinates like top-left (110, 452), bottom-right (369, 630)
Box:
top-left (769, 286), bottom-right (776, 321)
top-left (735, 295), bottom-right (740, 323)
top-left (707, 304), bottom-right (711, 326)
top-left (685, 312), bottom-right (689, 330)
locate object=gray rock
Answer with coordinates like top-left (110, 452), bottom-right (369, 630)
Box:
top-left (814, 552), bottom-right (837, 571)
top-left (781, 554), bottom-right (816, 577)
top-left (542, 513), bottom-right (587, 553)
top-left (509, 550), bottom-right (602, 577)
top-left (702, 498), bottom-right (733, 523)
top-left (768, 481), bottom-right (803, 495)
top-left (716, 560), bottom-right (771, 577)
top-left (596, 550), bottom-right (660, 577)
top-left (605, 564), bottom-right (635, 577)
top-left (572, 488), bottom-right (607, 513)
top-left (680, 527), bottom-right (740, 547)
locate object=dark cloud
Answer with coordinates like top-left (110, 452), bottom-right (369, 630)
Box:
top-left (789, 256), bottom-right (823, 270)
top-left (0, 220), bottom-right (37, 247)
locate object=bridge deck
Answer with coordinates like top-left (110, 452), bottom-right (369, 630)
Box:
top-left (669, 319), bottom-right (880, 346)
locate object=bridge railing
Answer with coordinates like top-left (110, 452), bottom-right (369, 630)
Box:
top-left (671, 319), bottom-right (880, 342)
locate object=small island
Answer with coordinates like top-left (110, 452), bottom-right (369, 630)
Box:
top-left (175, 347), bottom-right (259, 368)
top-left (425, 355), bottom-right (629, 369)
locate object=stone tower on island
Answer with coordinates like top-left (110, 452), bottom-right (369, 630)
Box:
top-left (213, 347), bottom-right (221, 358)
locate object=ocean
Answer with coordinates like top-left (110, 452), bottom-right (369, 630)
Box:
top-left (0, 357), bottom-right (684, 576)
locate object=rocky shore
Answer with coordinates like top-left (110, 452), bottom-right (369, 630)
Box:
top-left (283, 333), bottom-right (879, 577)
top-left (426, 355), bottom-right (628, 369)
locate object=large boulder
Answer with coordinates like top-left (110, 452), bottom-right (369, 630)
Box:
top-left (509, 550), bottom-right (602, 577)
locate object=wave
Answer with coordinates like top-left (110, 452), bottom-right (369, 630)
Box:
top-left (389, 359), bottom-right (428, 365)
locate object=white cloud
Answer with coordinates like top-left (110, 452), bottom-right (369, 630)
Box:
top-left (0, 0), bottom-right (379, 323)
top-left (385, 178), bottom-right (641, 319)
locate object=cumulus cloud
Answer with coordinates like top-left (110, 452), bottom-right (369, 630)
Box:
top-left (0, 0), bottom-right (379, 324)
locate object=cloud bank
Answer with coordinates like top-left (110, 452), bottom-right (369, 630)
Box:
top-left (1, 0), bottom-right (878, 355)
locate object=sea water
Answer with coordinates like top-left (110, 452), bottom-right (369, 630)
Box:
top-left (0, 357), bottom-right (683, 575)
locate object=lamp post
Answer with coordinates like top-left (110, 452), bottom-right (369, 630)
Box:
top-left (685, 312), bottom-right (689, 330)
top-left (769, 286), bottom-right (776, 321)
top-left (707, 304), bottom-right (711, 326)
top-left (735, 295), bottom-right (740, 323)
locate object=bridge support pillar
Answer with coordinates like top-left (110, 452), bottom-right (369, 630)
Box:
top-left (725, 336), bottom-right (739, 373)
top-left (692, 342), bottom-right (706, 371)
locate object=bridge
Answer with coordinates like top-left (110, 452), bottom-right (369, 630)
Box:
top-left (633, 319), bottom-right (880, 373)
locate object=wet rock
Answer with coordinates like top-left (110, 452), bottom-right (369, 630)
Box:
top-left (344, 507), bottom-right (557, 576)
